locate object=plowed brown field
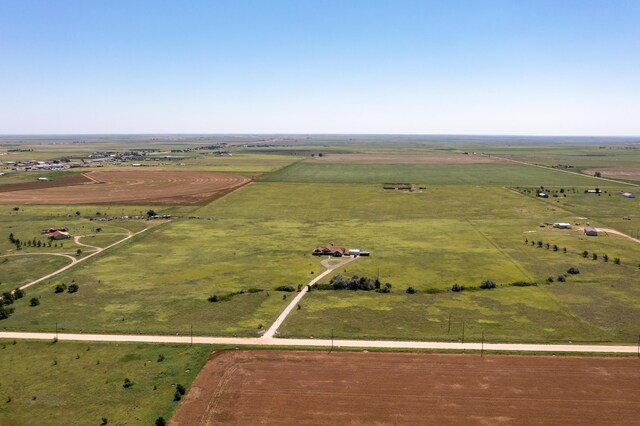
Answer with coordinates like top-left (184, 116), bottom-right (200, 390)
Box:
top-left (0, 171), bottom-right (250, 205)
top-left (171, 350), bottom-right (640, 425)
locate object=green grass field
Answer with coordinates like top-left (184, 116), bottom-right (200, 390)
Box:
top-left (3, 178), bottom-right (638, 342)
top-left (0, 340), bottom-right (212, 425)
top-left (263, 162), bottom-right (604, 185)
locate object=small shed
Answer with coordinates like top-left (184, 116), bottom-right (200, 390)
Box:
top-left (537, 192), bottom-right (549, 198)
top-left (622, 192), bottom-right (636, 199)
top-left (348, 249), bottom-right (361, 256)
top-left (584, 227), bottom-right (598, 237)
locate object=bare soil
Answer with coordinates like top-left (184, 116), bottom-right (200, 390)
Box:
top-left (305, 153), bottom-right (507, 164)
top-left (0, 173), bottom-right (92, 192)
top-left (583, 169), bottom-right (640, 182)
top-left (0, 171), bottom-right (250, 205)
top-left (171, 350), bottom-right (640, 425)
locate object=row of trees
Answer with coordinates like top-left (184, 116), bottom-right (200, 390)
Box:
top-left (8, 233), bottom-right (63, 250)
top-left (581, 251), bottom-right (620, 264)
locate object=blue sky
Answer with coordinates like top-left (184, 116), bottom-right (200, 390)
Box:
top-left (1, 0), bottom-right (639, 135)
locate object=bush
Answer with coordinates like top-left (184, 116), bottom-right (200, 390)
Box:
top-left (0, 307), bottom-right (14, 320)
top-left (546, 276), bottom-right (554, 283)
top-left (509, 281), bottom-right (536, 287)
top-left (614, 258), bottom-right (620, 265)
top-left (208, 294), bottom-right (220, 303)
top-left (176, 384), bottom-right (186, 395)
top-left (557, 275), bottom-right (566, 282)
top-left (275, 285), bottom-right (295, 292)
top-left (67, 284), bottom-right (79, 293)
top-left (155, 417), bottom-right (166, 426)
top-left (376, 284), bottom-right (391, 293)
top-left (567, 267), bottom-right (580, 275)
top-left (54, 284), bottom-right (67, 293)
top-left (123, 378), bottom-right (133, 388)
top-left (405, 286), bottom-right (416, 294)
top-left (29, 297), bottom-right (40, 307)
top-left (451, 283), bottom-right (464, 292)
top-left (479, 280), bottom-right (496, 289)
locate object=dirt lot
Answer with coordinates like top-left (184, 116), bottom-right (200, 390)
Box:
top-left (305, 153), bottom-right (507, 164)
top-left (583, 169), bottom-right (640, 182)
top-left (172, 350), bottom-right (640, 425)
top-left (0, 171), bottom-right (250, 205)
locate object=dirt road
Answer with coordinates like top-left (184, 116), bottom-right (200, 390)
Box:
top-left (0, 331), bottom-right (635, 354)
top-left (262, 256), bottom-right (357, 338)
top-left (17, 224), bottom-right (160, 290)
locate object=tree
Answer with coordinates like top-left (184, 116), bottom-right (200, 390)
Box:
top-left (603, 254), bottom-right (609, 262)
top-left (546, 276), bottom-right (554, 283)
top-left (592, 253), bottom-right (598, 260)
top-left (8, 233), bottom-right (14, 243)
top-left (76, 249), bottom-right (82, 256)
top-left (537, 241), bottom-right (543, 248)
top-left (29, 297), bottom-right (40, 307)
top-left (613, 257), bottom-right (620, 265)
top-left (545, 243), bottom-right (550, 250)
top-left (557, 275), bottom-right (566, 282)
top-left (155, 418), bottom-right (166, 426)
top-left (582, 250), bottom-right (589, 258)
top-left (553, 245), bottom-right (558, 252)
top-left (567, 267), bottom-right (580, 274)
top-left (101, 417), bottom-right (108, 425)
top-left (147, 209), bottom-right (157, 217)
top-left (75, 211), bottom-right (81, 216)
top-left (479, 280), bottom-right (496, 289)
top-left (122, 378), bottom-right (133, 388)
top-left (208, 294), bottom-right (219, 302)
top-left (405, 286), bottom-right (416, 294)
top-left (176, 384), bottom-right (186, 395)
top-left (451, 283), bottom-right (463, 292)
top-left (54, 284), bottom-right (67, 293)
top-left (0, 306), bottom-right (14, 320)
top-left (594, 171), bottom-right (602, 177)
top-left (67, 284), bottom-right (79, 293)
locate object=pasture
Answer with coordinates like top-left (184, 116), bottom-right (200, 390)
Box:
top-left (4, 178), bottom-right (638, 342)
top-left (0, 339), bottom-right (211, 425)
top-left (263, 162), bottom-right (604, 185)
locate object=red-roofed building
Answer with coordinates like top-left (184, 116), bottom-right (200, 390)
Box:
top-left (312, 243), bottom-right (346, 257)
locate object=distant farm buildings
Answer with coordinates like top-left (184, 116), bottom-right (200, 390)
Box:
top-left (553, 223), bottom-right (572, 229)
top-left (312, 244), bottom-right (370, 257)
top-left (584, 227), bottom-right (598, 237)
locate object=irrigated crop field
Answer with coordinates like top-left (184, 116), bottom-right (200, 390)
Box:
top-left (172, 350), bottom-right (640, 425)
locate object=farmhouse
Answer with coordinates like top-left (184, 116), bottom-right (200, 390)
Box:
top-left (622, 192), bottom-right (635, 199)
top-left (312, 244), bottom-right (346, 257)
top-left (584, 227), bottom-right (598, 237)
top-left (553, 223), bottom-right (572, 229)
top-left (49, 230), bottom-right (71, 240)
